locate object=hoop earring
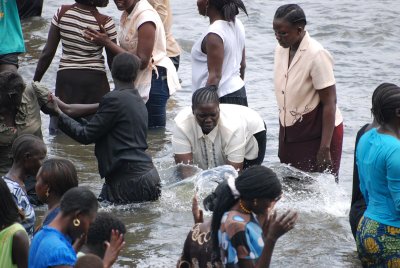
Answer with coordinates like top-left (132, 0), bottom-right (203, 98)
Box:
top-left (73, 218), bottom-right (80, 227)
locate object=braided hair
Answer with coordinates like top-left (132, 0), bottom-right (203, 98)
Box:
top-left (274, 4), bottom-right (307, 27)
top-left (208, 165), bottom-right (282, 263)
top-left (11, 134), bottom-right (45, 164)
top-left (192, 85), bottom-right (220, 109)
top-left (210, 0), bottom-right (248, 22)
top-left (371, 83), bottom-right (400, 125)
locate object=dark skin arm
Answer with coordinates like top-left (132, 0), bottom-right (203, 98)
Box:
top-left (202, 33), bottom-right (224, 87)
top-left (41, 94), bottom-right (99, 118)
top-left (12, 230), bottom-right (29, 268)
top-left (84, 22), bottom-right (156, 70)
top-left (174, 153), bottom-right (197, 179)
top-left (240, 48), bottom-right (246, 80)
top-left (226, 160), bottom-right (243, 173)
top-left (316, 85), bottom-right (337, 172)
top-left (238, 210), bottom-right (298, 268)
top-left (34, 24), bottom-right (60, 82)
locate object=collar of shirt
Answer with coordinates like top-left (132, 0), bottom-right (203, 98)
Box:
top-left (195, 122), bottom-right (220, 143)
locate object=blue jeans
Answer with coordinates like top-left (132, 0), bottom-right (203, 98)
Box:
top-left (146, 66), bottom-right (170, 128)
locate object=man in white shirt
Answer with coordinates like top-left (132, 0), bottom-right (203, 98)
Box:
top-left (172, 86), bottom-right (266, 172)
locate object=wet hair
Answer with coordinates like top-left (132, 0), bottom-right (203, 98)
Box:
top-left (111, 52), bottom-right (141, 83)
top-left (208, 165), bottom-right (282, 262)
top-left (11, 134), bottom-right (45, 163)
top-left (274, 4), bottom-right (307, 27)
top-left (0, 71), bottom-right (25, 110)
top-left (74, 253), bottom-right (104, 268)
top-left (87, 212), bottom-right (126, 246)
top-left (60, 187), bottom-right (98, 217)
top-left (371, 83), bottom-right (400, 125)
top-left (75, 0), bottom-right (109, 8)
top-left (40, 158), bottom-right (79, 199)
top-left (192, 85), bottom-right (219, 109)
top-left (210, 0), bottom-right (248, 22)
top-left (0, 179), bottom-right (22, 228)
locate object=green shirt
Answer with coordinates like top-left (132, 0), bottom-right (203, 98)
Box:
top-left (0, 82), bottom-right (49, 175)
top-left (0, 223), bottom-right (28, 268)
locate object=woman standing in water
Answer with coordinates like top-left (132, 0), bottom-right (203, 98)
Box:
top-left (51, 53), bottom-right (161, 203)
top-left (33, 0), bottom-right (117, 134)
top-left (85, 0), bottom-right (180, 128)
top-left (273, 4), bottom-right (343, 179)
top-left (192, 0), bottom-right (248, 106)
top-left (356, 83), bottom-right (400, 267)
top-left (29, 187), bottom-right (98, 268)
top-left (210, 165), bottom-right (298, 267)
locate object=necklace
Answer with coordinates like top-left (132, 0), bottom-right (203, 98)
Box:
top-left (239, 200), bottom-right (251, 214)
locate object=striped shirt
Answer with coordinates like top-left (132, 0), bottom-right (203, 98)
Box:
top-left (52, 6), bottom-right (117, 71)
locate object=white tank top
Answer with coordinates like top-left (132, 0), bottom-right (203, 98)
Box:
top-left (191, 18), bottom-right (245, 97)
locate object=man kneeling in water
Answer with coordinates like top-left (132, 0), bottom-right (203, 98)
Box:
top-left (51, 53), bottom-right (161, 203)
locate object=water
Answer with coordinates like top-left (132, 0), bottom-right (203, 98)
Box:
top-left (18, 0), bottom-right (400, 267)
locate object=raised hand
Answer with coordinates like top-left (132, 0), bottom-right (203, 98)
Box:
top-left (192, 194), bottom-right (204, 224)
top-left (103, 229), bottom-right (125, 268)
top-left (263, 210), bottom-right (298, 242)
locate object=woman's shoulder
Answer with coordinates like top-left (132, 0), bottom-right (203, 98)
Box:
top-left (222, 211), bottom-right (251, 233)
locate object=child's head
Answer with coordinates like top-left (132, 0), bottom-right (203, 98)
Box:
top-left (35, 158), bottom-right (78, 204)
top-left (11, 134), bottom-right (46, 176)
top-left (0, 178), bottom-right (22, 228)
top-left (86, 212), bottom-right (126, 258)
top-left (75, 254), bottom-right (103, 268)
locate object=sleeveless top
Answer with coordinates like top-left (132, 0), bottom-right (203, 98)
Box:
top-left (0, 223), bottom-right (28, 268)
top-left (191, 19), bottom-right (245, 97)
top-left (118, 0), bottom-right (180, 102)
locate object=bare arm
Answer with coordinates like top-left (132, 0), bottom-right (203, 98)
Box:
top-left (55, 98), bottom-right (99, 118)
top-left (316, 85), bottom-right (337, 172)
top-left (12, 230), bottom-right (29, 268)
top-left (204, 33), bottom-right (224, 87)
top-left (238, 210), bottom-right (298, 268)
top-left (137, 22), bottom-right (156, 70)
top-left (240, 47), bottom-right (246, 80)
top-left (174, 153), bottom-right (197, 179)
top-left (34, 24), bottom-right (60, 82)
top-left (226, 160), bottom-right (243, 173)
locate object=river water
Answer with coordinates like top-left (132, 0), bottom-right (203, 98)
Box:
top-left (18, 0), bottom-right (400, 267)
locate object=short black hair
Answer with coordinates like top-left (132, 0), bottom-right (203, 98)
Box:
top-left (40, 158), bottom-right (79, 198)
top-left (87, 212), bottom-right (126, 245)
top-left (274, 4), bottom-right (307, 27)
top-left (0, 71), bottom-right (25, 110)
top-left (192, 85), bottom-right (219, 108)
top-left (11, 134), bottom-right (45, 163)
top-left (60, 187), bottom-right (98, 216)
top-left (0, 178), bottom-right (21, 227)
top-left (75, 0), bottom-right (109, 7)
top-left (75, 253), bottom-right (103, 268)
top-left (210, 0), bottom-right (248, 22)
top-left (371, 83), bottom-right (400, 125)
top-left (111, 52), bottom-right (141, 83)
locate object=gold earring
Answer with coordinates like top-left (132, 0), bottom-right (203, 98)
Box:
top-left (73, 218), bottom-right (80, 227)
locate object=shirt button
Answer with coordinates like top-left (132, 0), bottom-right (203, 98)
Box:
top-left (282, 91), bottom-right (284, 94)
